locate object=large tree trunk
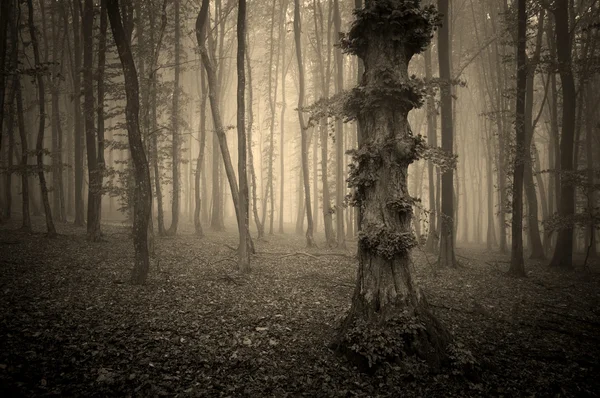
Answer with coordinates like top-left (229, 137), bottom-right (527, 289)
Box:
top-left (107, 0), bottom-right (152, 284)
top-left (293, 0), bottom-right (315, 248)
top-left (335, 0), bottom-right (449, 370)
top-left (509, 0), bottom-right (527, 277)
top-left (549, 0), bottom-right (576, 269)
top-left (27, 0), bottom-right (56, 237)
top-left (437, 0), bottom-right (456, 268)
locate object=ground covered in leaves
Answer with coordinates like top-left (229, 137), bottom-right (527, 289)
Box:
top-left (1, 218), bottom-right (599, 397)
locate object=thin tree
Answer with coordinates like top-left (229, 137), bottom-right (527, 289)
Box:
top-left (509, 0), bottom-right (527, 277)
top-left (27, 0), bottom-right (56, 237)
top-left (167, 0), bottom-right (181, 235)
top-left (71, 0), bottom-right (85, 226)
top-left (424, 47), bottom-right (438, 252)
top-left (245, 34), bottom-right (263, 238)
top-left (293, 0), bottom-right (316, 248)
top-left (196, 0), bottom-right (252, 253)
top-left (437, 0), bottom-right (456, 267)
top-left (333, 0), bottom-right (346, 248)
top-left (194, 69), bottom-right (208, 236)
top-left (548, 0), bottom-right (576, 269)
top-left (106, 0), bottom-right (153, 284)
top-left (12, 2), bottom-right (31, 231)
top-left (83, 0), bottom-right (102, 241)
top-left (0, 0), bottom-right (10, 178)
top-left (237, 0), bottom-right (250, 271)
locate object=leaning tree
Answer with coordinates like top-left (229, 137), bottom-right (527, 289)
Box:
top-left (334, 0), bottom-right (450, 369)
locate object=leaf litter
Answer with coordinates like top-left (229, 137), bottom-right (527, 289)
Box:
top-left (0, 218), bottom-right (599, 397)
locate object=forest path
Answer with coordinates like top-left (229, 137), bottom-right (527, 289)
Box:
top-left (0, 217), bottom-right (598, 397)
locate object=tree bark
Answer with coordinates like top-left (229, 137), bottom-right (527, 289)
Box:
top-left (293, 0), bottom-right (316, 248)
top-left (27, 0), bottom-right (56, 237)
top-left (424, 48), bottom-right (438, 253)
top-left (549, 0), bottom-right (576, 269)
top-left (107, 0), bottom-right (152, 284)
top-left (437, 0), bottom-right (456, 268)
top-left (72, 0), bottom-right (85, 226)
top-left (335, 0), bottom-right (449, 370)
top-left (509, 0), bottom-right (527, 277)
top-left (167, 0), bottom-right (181, 235)
top-left (333, 0), bottom-right (346, 249)
top-left (237, 0), bottom-right (251, 271)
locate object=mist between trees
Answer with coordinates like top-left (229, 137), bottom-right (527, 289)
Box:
top-left (0, 0), bottom-right (599, 395)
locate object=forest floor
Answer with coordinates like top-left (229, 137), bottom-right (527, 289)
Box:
top-left (0, 217), bottom-right (599, 397)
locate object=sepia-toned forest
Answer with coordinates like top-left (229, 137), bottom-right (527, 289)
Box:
top-left (1, 0), bottom-right (599, 396)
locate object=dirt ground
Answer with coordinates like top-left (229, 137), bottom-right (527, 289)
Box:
top-left (1, 217), bottom-right (599, 397)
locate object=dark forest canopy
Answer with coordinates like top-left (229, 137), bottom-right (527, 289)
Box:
top-left (0, 0), bottom-right (600, 395)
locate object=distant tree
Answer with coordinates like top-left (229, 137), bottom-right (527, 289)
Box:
top-left (107, 0), bottom-right (153, 284)
top-left (333, 0), bottom-right (346, 249)
top-left (167, 0), bottom-right (181, 236)
top-left (196, 0), bottom-right (253, 261)
top-left (334, 0), bottom-right (449, 368)
top-left (423, 46), bottom-right (438, 253)
top-left (293, 0), bottom-right (316, 247)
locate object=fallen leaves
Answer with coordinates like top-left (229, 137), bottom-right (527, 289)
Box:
top-left (0, 219), bottom-right (599, 397)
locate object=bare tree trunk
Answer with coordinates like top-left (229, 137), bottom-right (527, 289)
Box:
top-left (333, 0), bottom-right (345, 248)
top-left (83, 0), bottom-right (101, 240)
top-left (509, 0), bottom-right (526, 277)
top-left (11, 5), bottom-right (31, 230)
top-left (549, 0), bottom-right (576, 269)
top-left (585, 86), bottom-right (597, 258)
top-left (0, 0), bottom-right (10, 175)
top-left (279, 9), bottom-right (288, 235)
top-left (71, 0), bottom-right (85, 226)
top-left (437, 0), bottom-right (456, 268)
top-left (237, 0), bottom-right (250, 271)
top-left (313, 0), bottom-right (335, 246)
top-left (196, 0), bottom-right (246, 243)
top-left (107, 0), bottom-right (152, 284)
top-left (293, 0), bottom-right (315, 247)
top-left (424, 48), bottom-right (438, 252)
top-left (26, 0), bottom-right (56, 236)
top-left (245, 36), bottom-right (263, 238)
top-left (195, 70), bottom-right (207, 236)
top-left (167, 0), bottom-right (181, 235)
